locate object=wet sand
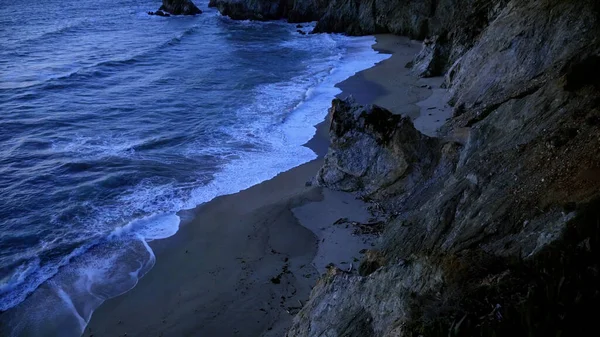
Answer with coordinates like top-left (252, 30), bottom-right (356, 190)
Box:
top-left (85, 34), bottom-right (452, 337)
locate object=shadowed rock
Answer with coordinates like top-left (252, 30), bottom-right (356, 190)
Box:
top-left (410, 33), bottom-right (451, 78)
top-left (158, 0), bottom-right (202, 15)
top-left (208, 0), bottom-right (329, 22)
top-left (316, 97), bottom-right (439, 200)
top-left (290, 1), bottom-right (600, 336)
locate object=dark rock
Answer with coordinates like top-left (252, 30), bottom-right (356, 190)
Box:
top-left (287, 0), bottom-right (330, 23)
top-left (358, 250), bottom-right (386, 276)
top-left (296, 24), bottom-right (303, 28)
top-left (411, 33), bottom-right (451, 78)
top-left (296, 29), bottom-right (306, 35)
top-left (316, 97), bottom-right (440, 200)
top-left (208, 0), bottom-right (330, 22)
top-left (158, 0), bottom-right (202, 15)
top-left (288, 1), bottom-right (600, 337)
top-left (312, 0), bottom-right (434, 37)
top-left (208, 0), bottom-right (284, 21)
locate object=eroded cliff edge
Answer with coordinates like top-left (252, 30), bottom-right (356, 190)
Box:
top-left (214, 0), bottom-right (600, 336)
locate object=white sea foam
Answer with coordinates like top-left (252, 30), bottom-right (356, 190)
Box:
top-left (187, 34), bottom-right (390, 208)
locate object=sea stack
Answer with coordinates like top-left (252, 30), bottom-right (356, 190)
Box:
top-left (158, 0), bottom-right (202, 15)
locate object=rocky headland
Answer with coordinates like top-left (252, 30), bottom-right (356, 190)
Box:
top-left (210, 0), bottom-right (600, 336)
top-left (208, 0), bottom-right (330, 22)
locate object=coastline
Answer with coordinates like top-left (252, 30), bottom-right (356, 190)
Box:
top-left (85, 34), bottom-right (447, 337)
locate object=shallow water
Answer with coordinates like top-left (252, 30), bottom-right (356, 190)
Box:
top-left (0, 0), bottom-right (389, 334)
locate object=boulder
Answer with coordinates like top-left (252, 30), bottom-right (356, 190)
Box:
top-left (316, 97), bottom-right (439, 199)
top-left (158, 0), bottom-right (202, 15)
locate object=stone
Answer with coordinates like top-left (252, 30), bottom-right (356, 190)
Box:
top-left (357, 250), bottom-right (386, 276)
top-left (208, 0), bottom-right (330, 22)
top-left (316, 97), bottom-right (440, 200)
top-left (158, 0), bottom-right (202, 15)
top-left (411, 33), bottom-right (451, 78)
top-left (289, 1), bottom-right (600, 336)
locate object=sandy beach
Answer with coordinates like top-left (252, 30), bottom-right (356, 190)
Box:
top-left (85, 34), bottom-right (451, 337)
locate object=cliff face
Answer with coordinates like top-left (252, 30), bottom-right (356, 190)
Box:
top-left (212, 0), bottom-right (600, 336)
top-left (315, 98), bottom-right (452, 201)
top-left (208, 0), bottom-right (330, 22)
top-left (288, 0), bottom-right (600, 336)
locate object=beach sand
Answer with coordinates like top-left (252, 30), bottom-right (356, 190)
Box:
top-left (85, 34), bottom-right (451, 337)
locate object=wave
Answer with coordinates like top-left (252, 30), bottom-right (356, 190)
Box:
top-left (0, 213), bottom-right (179, 337)
top-left (2, 25), bottom-right (201, 91)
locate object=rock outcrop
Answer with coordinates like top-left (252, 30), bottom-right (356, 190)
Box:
top-left (208, 0), bottom-right (329, 22)
top-left (289, 0), bottom-right (600, 336)
top-left (312, 0), bottom-right (432, 37)
top-left (158, 0), bottom-right (202, 15)
top-left (209, 0), bottom-right (600, 335)
top-left (316, 98), bottom-right (443, 201)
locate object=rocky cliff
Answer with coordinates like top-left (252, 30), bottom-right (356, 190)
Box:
top-left (208, 0), bottom-right (330, 22)
top-left (213, 0), bottom-right (600, 336)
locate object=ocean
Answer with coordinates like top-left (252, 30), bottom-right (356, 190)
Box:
top-left (0, 0), bottom-right (388, 335)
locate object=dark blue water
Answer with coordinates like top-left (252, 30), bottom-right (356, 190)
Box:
top-left (0, 0), bottom-right (387, 334)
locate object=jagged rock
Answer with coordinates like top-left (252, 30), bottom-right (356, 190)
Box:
top-left (287, 0), bottom-right (330, 22)
top-left (312, 0), bottom-right (431, 37)
top-left (286, 258), bottom-right (444, 337)
top-left (158, 0), bottom-right (202, 15)
top-left (208, 0), bottom-right (329, 22)
top-left (445, 0), bottom-right (599, 122)
top-left (291, 1), bottom-right (600, 336)
top-left (316, 97), bottom-right (439, 200)
top-left (410, 33), bottom-right (451, 78)
top-left (208, 0), bottom-right (285, 21)
top-left (357, 250), bottom-right (386, 276)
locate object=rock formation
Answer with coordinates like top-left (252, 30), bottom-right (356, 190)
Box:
top-left (289, 1), bottom-right (600, 336)
top-left (212, 0), bottom-right (600, 335)
top-left (208, 0), bottom-right (329, 22)
top-left (316, 98), bottom-right (444, 201)
top-left (158, 0), bottom-right (202, 15)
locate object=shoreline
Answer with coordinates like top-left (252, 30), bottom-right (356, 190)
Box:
top-left (84, 34), bottom-right (448, 337)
